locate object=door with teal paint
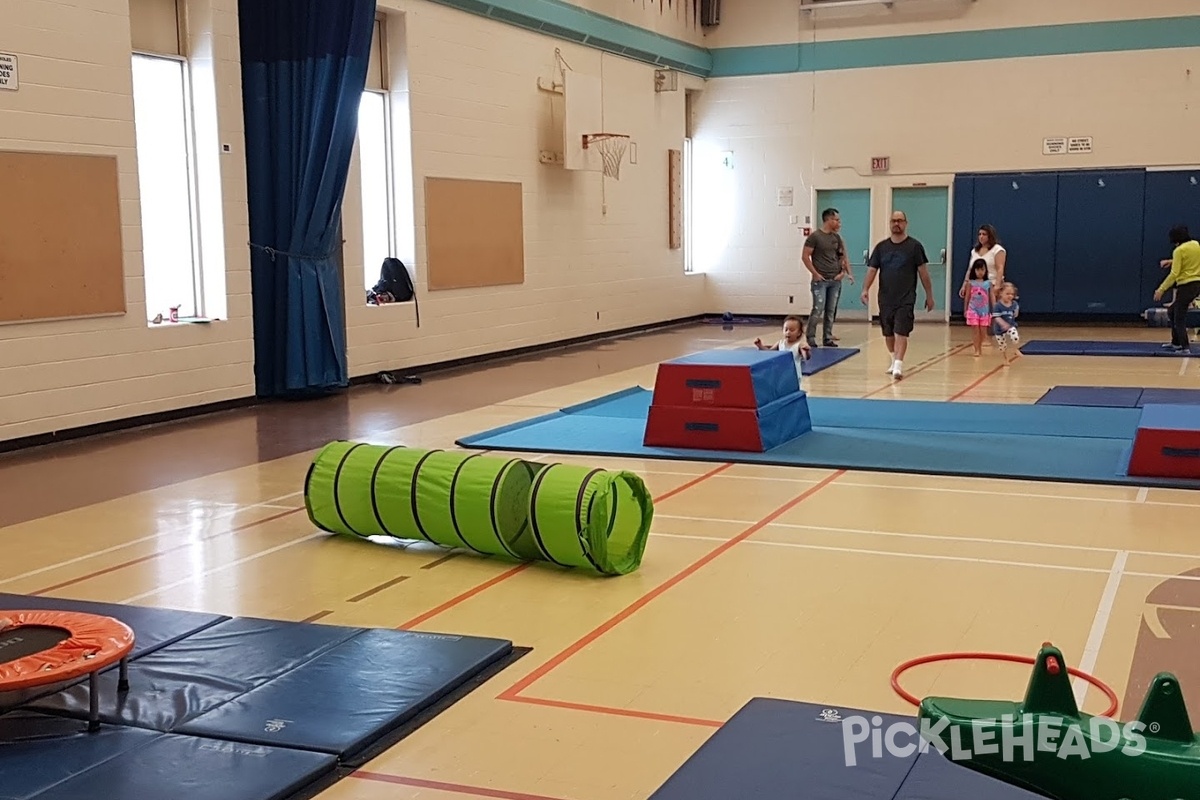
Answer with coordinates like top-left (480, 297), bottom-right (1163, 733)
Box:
top-left (891, 186), bottom-right (950, 320)
top-left (814, 189), bottom-right (871, 317)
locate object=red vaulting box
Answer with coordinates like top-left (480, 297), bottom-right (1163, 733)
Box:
top-left (643, 349), bottom-right (811, 452)
top-left (1127, 404), bottom-right (1200, 479)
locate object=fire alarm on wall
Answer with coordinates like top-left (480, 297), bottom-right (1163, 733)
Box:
top-left (802, 226), bottom-right (812, 236)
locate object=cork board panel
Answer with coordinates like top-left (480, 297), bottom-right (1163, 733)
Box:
top-left (424, 177), bottom-right (524, 291)
top-left (0, 150), bottom-right (127, 323)
top-left (668, 148), bottom-right (682, 250)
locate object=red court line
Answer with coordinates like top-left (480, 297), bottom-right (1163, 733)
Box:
top-left (948, 362), bottom-right (1006, 401)
top-left (350, 771), bottom-right (573, 800)
top-left (397, 462), bottom-right (732, 631)
top-left (506, 693), bottom-right (723, 727)
top-left (497, 470), bottom-right (845, 714)
top-left (398, 562), bottom-right (534, 630)
top-left (31, 506), bottom-right (305, 596)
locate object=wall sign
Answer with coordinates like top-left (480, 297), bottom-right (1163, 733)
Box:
top-left (0, 53), bottom-right (18, 91)
top-left (1044, 136), bottom-right (1092, 155)
top-left (777, 187), bottom-right (794, 207)
top-left (871, 156), bottom-right (890, 173)
top-left (1067, 136), bottom-right (1093, 154)
top-left (1043, 137), bottom-right (1066, 155)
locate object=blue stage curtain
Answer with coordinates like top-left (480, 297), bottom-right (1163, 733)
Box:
top-left (238, 0), bottom-right (376, 397)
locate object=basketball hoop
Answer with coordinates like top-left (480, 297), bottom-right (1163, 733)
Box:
top-left (582, 133), bottom-right (630, 179)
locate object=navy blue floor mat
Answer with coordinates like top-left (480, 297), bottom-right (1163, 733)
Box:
top-left (649, 698), bottom-right (1042, 799)
top-left (1020, 340), bottom-right (1192, 356)
top-left (178, 627), bottom-right (513, 763)
top-left (0, 594), bottom-right (518, 800)
top-left (803, 346), bottom-right (859, 375)
top-left (0, 711), bottom-right (162, 800)
top-left (459, 387), bottom-right (1200, 490)
top-left (28, 616), bottom-right (363, 731)
top-left (1036, 386), bottom-right (1200, 408)
top-left (0, 593), bottom-right (228, 661)
top-left (0, 711), bottom-right (336, 800)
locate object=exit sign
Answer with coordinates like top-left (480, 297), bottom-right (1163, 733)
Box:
top-left (871, 156), bottom-right (890, 172)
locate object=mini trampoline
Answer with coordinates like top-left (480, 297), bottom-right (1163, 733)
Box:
top-left (0, 610), bottom-right (135, 731)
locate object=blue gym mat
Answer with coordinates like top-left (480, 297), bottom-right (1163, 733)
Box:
top-left (1020, 340), bottom-right (1192, 356)
top-left (459, 387), bottom-right (1200, 490)
top-left (0, 711), bottom-right (336, 800)
top-left (0, 592), bottom-right (228, 661)
top-left (1036, 385), bottom-right (1200, 408)
top-left (0, 592), bottom-right (519, 799)
top-left (650, 698), bottom-right (1042, 799)
top-left (803, 346), bottom-right (859, 375)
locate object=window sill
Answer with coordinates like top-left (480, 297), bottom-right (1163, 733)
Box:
top-left (148, 315), bottom-right (219, 328)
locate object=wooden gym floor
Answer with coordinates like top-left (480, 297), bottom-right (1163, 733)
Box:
top-left (2, 319), bottom-right (1199, 800)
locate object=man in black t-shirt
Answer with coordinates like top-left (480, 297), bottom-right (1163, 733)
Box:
top-left (861, 211), bottom-right (935, 380)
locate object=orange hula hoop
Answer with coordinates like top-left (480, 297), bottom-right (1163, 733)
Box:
top-left (890, 651), bottom-right (1120, 719)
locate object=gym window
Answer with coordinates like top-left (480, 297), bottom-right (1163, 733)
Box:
top-left (359, 15), bottom-right (396, 297)
top-left (130, 0), bottom-right (204, 323)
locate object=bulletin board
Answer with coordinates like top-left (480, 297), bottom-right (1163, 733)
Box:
top-left (0, 150), bottom-right (127, 323)
top-left (424, 177), bottom-right (525, 291)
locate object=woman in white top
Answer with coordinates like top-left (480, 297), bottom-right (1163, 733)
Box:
top-left (958, 224), bottom-right (1007, 302)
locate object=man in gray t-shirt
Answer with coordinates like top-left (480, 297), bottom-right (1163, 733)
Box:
top-left (802, 208), bottom-right (853, 347)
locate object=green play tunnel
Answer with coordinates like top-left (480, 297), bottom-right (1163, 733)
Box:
top-left (303, 441), bottom-right (654, 576)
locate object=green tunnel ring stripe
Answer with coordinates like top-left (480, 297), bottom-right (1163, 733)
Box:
top-left (573, 468), bottom-right (606, 573)
top-left (332, 442), bottom-right (367, 538)
top-left (368, 445), bottom-right (407, 538)
top-left (448, 453), bottom-right (488, 554)
top-left (408, 449), bottom-right (443, 543)
top-left (527, 465), bottom-right (572, 568)
top-left (488, 459), bottom-right (525, 560)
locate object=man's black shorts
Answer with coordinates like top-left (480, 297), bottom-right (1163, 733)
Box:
top-left (878, 303), bottom-right (915, 337)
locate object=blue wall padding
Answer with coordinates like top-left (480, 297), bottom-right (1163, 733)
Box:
top-left (28, 616), bottom-right (362, 731)
top-left (177, 628), bottom-right (512, 761)
top-left (0, 592), bottom-right (228, 661)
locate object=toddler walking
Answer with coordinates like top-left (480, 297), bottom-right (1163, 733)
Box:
top-left (964, 259), bottom-right (993, 356)
top-left (991, 282), bottom-right (1021, 364)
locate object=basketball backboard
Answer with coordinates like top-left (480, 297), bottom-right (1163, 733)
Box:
top-left (563, 70), bottom-right (603, 172)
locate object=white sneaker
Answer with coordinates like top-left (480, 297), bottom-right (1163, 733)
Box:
top-left (892, 361), bottom-right (903, 379)
top-left (885, 361), bottom-right (896, 375)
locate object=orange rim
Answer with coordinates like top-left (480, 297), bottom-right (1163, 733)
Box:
top-left (0, 610), bottom-right (135, 691)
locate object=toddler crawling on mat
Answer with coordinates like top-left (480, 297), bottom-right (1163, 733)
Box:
top-left (755, 315), bottom-right (812, 381)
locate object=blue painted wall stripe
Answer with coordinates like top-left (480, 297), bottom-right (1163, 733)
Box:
top-left (710, 16), bottom-right (1200, 77)
top-left (415, 0), bottom-right (1199, 80)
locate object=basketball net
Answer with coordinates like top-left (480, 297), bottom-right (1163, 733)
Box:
top-left (585, 134), bottom-right (629, 180)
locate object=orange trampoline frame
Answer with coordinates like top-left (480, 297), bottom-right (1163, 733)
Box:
top-left (0, 610), bottom-right (135, 731)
